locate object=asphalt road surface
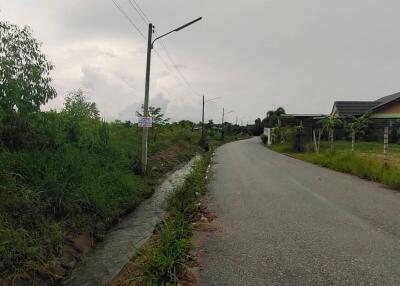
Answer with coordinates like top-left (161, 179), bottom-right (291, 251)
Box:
top-left (198, 137), bottom-right (400, 286)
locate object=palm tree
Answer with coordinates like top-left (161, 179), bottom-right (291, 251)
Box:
top-left (347, 114), bottom-right (369, 151)
top-left (263, 107), bottom-right (286, 128)
top-left (320, 115), bottom-right (342, 152)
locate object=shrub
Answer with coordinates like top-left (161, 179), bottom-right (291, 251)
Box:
top-left (260, 134), bottom-right (268, 145)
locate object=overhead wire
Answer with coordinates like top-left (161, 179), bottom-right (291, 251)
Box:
top-left (111, 0), bottom-right (226, 121)
top-left (110, 0), bottom-right (146, 40)
top-left (128, 0), bottom-right (151, 23)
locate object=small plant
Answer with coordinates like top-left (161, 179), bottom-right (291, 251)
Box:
top-left (319, 115), bottom-right (342, 152)
top-left (347, 114), bottom-right (369, 151)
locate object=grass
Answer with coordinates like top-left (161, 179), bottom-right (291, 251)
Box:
top-left (129, 153), bottom-right (211, 286)
top-left (270, 140), bottom-right (400, 190)
top-left (0, 117), bottom-right (201, 282)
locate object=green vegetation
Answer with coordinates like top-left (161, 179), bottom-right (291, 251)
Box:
top-left (0, 20), bottom-right (247, 282)
top-left (134, 154), bottom-right (210, 285)
top-left (346, 114), bottom-right (369, 151)
top-left (0, 21), bottom-right (56, 113)
top-left (270, 140), bottom-right (400, 190)
top-left (0, 20), bottom-right (202, 281)
top-left (0, 110), bottom-right (200, 280)
top-left (319, 115), bottom-right (342, 152)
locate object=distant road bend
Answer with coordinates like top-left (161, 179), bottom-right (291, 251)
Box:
top-left (199, 137), bottom-right (400, 285)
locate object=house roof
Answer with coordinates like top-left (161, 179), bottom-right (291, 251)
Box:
top-left (332, 101), bottom-right (379, 116)
top-left (331, 92), bottom-right (400, 116)
top-left (281, 114), bottom-right (326, 118)
top-left (372, 91), bottom-right (400, 111)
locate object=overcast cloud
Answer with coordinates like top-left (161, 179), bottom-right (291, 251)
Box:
top-left (1, 0), bottom-right (400, 123)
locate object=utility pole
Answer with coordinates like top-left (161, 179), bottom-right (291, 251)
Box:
top-left (201, 96), bottom-right (220, 144)
top-left (221, 107), bottom-right (225, 140)
top-left (236, 116), bottom-right (238, 126)
top-left (141, 23), bottom-right (153, 173)
top-left (201, 95), bottom-right (205, 142)
top-left (139, 17), bottom-right (202, 174)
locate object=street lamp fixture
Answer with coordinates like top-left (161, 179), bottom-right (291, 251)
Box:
top-left (152, 17), bottom-right (202, 48)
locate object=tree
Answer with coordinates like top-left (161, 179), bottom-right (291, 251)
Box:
top-left (0, 21), bottom-right (56, 113)
top-left (320, 115), bottom-right (342, 152)
top-left (253, 118), bottom-right (263, 136)
top-left (136, 105), bottom-right (169, 142)
top-left (177, 120), bottom-right (194, 128)
top-left (347, 114), bottom-right (369, 151)
top-left (63, 89), bottom-right (99, 120)
top-left (136, 105), bottom-right (170, 125)
top-left (206, 120), bottom-right (214, 130)
top-left (262, 107), bottom-right (286, 128)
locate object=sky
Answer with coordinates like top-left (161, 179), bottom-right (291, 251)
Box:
top-left (1, 0), bottom-right (400, 124)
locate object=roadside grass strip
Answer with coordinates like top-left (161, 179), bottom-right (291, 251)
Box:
top-left (270, 142), bottom-right (400, 191)
top-left (131, 153), bottom-right (211, 286)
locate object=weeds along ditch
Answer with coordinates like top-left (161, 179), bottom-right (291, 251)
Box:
top-left (0, 112), bottom-right (200, 281)
top-left (122, 152), bottom-right (211, 286)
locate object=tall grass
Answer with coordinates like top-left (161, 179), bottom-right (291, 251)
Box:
top-left (270, 140), bottom-right (400, 191)
top-left (0, 112), bottom-right (200, 280)
top-left (295, 151), bottom-right (400, 190)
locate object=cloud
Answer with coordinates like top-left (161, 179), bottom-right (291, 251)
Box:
top-left (3, 0), bottom-right (400, 124)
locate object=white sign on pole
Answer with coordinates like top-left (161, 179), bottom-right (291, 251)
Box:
top-left (138, 117), bottom-right (153, 128)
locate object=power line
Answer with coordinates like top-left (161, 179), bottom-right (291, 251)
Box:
top-left (111, 0), bottom-right (201, 98)
top-left (111, 0), bottom-right (146, 40)
top-left (127, 0), bottom-right (149, 26)
top-left (128, 0), bottom-right (151, 23)
top-left (157, 37), bottom-right (201, 97)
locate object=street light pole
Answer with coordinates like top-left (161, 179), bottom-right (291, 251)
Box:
top-left (221, 108), bottom-right (225, 140)
top-left (140, 17), bottom-right (202, 174)
top-left (221, 109), bottom-right (234, 141)
top-left (201, 96), bottom-right (220, 143)
top-left (141, 23), bottom-right (153, 173)
top-left (201, 95), bottom-right (205, 142)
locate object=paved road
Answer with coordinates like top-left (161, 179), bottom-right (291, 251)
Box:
top-left (198, 137), bottom-right (400, 286)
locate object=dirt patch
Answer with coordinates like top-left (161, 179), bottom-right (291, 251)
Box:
top-left (148, 143), bottom-right (198, 183)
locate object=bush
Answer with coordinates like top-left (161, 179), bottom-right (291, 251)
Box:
top-left (269, 127), bottom-right (307, 153)
top-left (260, 134), bottom-right (268, 145)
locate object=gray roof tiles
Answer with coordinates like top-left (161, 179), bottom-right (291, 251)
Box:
top-left (333, 92), bottom-right (400, 116)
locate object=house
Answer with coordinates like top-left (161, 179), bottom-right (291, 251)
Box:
top-left (331, 92), bottom-right (400, 141)
top-left (331, 92), bottom-right (400, 118)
